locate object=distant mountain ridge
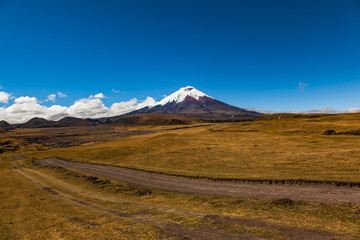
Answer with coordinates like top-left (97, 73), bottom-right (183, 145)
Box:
top-left (17, 117), bottom-right (97, 128)
top-left (16, 114), bottom-right (201, 128)
top-left (0, 120), bottom-right (14, 129)
top-left (7, 86), bottom-right (262, 127)
top-left (127, 86), bottom-right (262, 119)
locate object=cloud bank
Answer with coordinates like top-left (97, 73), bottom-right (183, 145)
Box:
top-left (1, 89), bottom-right (360, 124)
top-left (0, 91), bottom-right (12, 103)
top-left (0, 91), bottom-right (156, 124)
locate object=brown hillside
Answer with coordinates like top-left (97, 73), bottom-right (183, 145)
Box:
top-left (58, 117), bottom-right (96, 127)
top-left (110, 113), bottom-right (202, 126)
top-left (18, 117), bottom-right (56, 128)
top-left (0, 120), bottom-right (13, 129)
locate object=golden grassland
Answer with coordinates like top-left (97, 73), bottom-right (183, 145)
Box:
top-left (0, 155), bottom-right (163, 239)
top-left (27, 113), bottom-right (360, 183)
top-left (3, 113), bottom-right (360, 239)
top-left (2, 155), bottom-right (360, 239)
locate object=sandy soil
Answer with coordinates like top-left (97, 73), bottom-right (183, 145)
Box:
top-left (39, 157), bottom-right (360, 204)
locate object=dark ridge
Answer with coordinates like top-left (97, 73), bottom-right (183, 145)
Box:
top-left (17, 117), bottom-right (56, 128)
top-left (16, 117), bottom-right (99, 128)
top-left (0, 120), bottom-right (14, 129)
top-left (58, 117), bottom-right (97, 126)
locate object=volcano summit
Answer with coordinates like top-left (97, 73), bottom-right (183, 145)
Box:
top-left (128, 86), bottom-right (262, 119)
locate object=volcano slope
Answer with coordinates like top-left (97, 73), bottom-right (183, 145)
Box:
top-left (4, 112), bottom-right (360, 239)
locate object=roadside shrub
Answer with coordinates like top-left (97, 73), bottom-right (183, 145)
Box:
top-left (323, 129), bottom-right (336, 135)
top-left (272, 198), bottom-right (294, 206)
top-left (126, 184), bottom-right (152, 196)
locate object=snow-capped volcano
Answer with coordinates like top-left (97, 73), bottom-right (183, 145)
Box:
top-left (127, 86), bottom-right (262, 119)
top-left (157, 86), bottom-right (212, 106)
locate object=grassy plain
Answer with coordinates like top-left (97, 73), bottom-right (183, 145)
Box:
top-left (0, 155), bottom-right (163, 239)
top-left (2, 154), bottom-right (360, 239)
top-left (3, 113), bottom-right (360, 239)
top-left (27, 113), bottom-right (360, 183)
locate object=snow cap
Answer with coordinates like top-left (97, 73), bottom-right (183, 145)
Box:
top-left (157, 86), bottom-right (212, 106)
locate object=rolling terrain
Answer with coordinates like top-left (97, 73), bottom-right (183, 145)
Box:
top-left (3, 155), bottom-right (351, 240)
top-left (28, 112), bottom-right (360, 183)
top-left (2, 112), bottom-right (360, 239)
top-left (108, 113), bottom-right (204, 127)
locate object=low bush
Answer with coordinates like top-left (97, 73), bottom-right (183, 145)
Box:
top-left (323, 129), bottom-right (336, 135)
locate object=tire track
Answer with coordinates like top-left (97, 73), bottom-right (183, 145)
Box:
top-left (39, 157), bottom-right (360, 204)
top-left (12, 157), bottom-right (347, 239)
top-left (11, 161), bottom-right (264, 240)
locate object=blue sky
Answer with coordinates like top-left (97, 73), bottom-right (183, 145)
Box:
top-left (0, 0), bottom-right (360, 119)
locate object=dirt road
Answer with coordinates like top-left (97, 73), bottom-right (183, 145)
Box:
top-left (39, 158), bottom-right (360, 204)
top-left (13, 158), bottom-right (345, 239)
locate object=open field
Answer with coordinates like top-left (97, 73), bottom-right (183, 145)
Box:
top-left (0, 125), bottom-right (155, 149)
top-left (2, 154), bottom-right (360, 239)
top-left (2, 113), bottom-right (360, 239)
top-left (25, 113), bottom-right (360, 183)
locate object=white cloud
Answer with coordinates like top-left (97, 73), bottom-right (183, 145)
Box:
top-left (290, 108), bottom-right (360, 114)
top-left (347, 108), bottom-right (360, 113)
top-left (0, 96), bottom-right (48, 123)
top-left (0, 93), bottom-right (155, 123)
top-left (57, 92), bottom-right (66, 98)
top-left (46, 94), bottom-right (56, 102)
top-left (68, 98), bottom-right (109, 118)
top-left (110, 97), bottom-right (155, 115)
top-left (249, 107), bottom-right (341, 114)
top-left (90, 93), bottom-right (107, 99)
top-left (299, 81), bottom-right (309, 91)
top-left (46, 105), bottom-right (69, 120)
top-left (246, 108), bottom-right (274, 114)
top-left (0, 91), bottom-right (11, 103)
top-left (136, 97), bottom-right (156, 109)
top-left (302, 108), bottom-right (338, 114)
top-left (14, 96), bottom-right (37, 104)
top-left (110, 98), bottom-right (138, 115)
top-left (289, 108), bottom-right (360, 114)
